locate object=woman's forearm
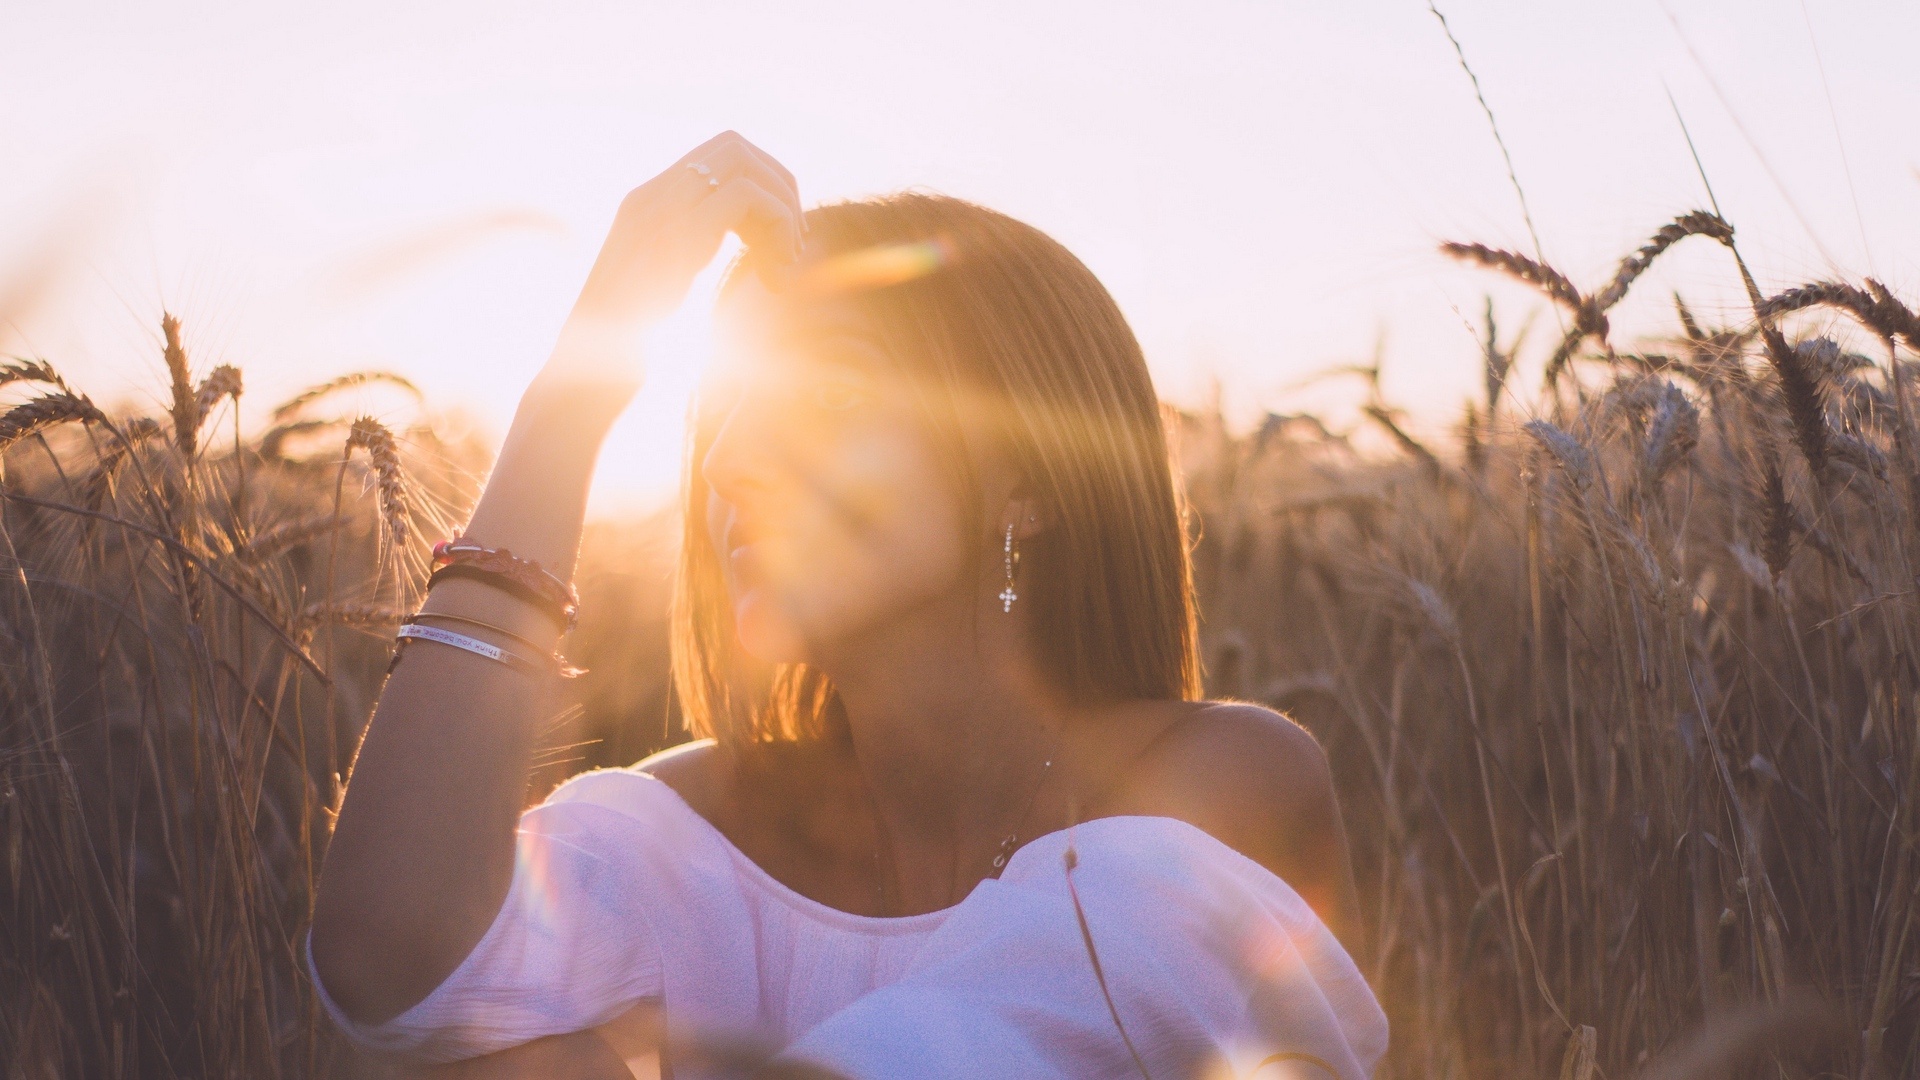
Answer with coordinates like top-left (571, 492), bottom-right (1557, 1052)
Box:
top-left (310, 373), bottom-right (621, 1025)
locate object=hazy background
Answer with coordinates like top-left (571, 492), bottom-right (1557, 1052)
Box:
top-left (5, 0), bottom-right (1916, 513)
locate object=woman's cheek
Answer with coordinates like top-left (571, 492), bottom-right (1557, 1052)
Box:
top-left (726, 416), bottom-right (968, 653)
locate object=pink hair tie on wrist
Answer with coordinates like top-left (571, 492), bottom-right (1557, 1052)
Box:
top-left (428, 534), bottom-right (581, 634)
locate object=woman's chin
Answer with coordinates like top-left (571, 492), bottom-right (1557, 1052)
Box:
top-left (732, 591), bottom-right (812, 665)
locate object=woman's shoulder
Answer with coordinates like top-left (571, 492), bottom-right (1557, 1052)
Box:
top-left (1090, 699), bottom-right (1361, 948)
top-left (630, 737), bottom-right (731, 820)
top-left (534, 743), bottom-right (722, 831)
top-left (549, 736), bottom-right (765, 814)
top-left (628, 736), bottom-right (861, 828)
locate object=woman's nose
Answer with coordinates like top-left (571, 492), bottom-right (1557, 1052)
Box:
top-left (700, 394), bottom-right (773, 505)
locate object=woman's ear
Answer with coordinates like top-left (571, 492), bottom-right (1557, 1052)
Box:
top-left (1001, 488), bottom-right (1047, 543)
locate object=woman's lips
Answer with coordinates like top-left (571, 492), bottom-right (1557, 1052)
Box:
top-left (728, 541), bottom-right (759, 579)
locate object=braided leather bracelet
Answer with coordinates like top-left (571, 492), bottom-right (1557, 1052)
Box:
top-left (429, 535), bottom-right (580, 633)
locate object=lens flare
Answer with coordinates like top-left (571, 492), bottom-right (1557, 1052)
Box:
top-left (798, 237), bottom-right (953, 296)
top-left (517, 825), bottom-right (566, 935)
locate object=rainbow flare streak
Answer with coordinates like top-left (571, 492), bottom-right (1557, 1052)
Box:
top-left (799, 237), bottom-right (953, 296)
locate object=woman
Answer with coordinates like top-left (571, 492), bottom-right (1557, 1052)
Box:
top-left (309, 131), bottom-right (1387, 1079)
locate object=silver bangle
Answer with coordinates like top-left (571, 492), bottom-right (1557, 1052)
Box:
top-left (387, 623), bottom-right (558, 679)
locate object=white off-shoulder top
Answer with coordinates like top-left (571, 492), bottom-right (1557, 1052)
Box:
top-left (309, 766), bottom-right (1388, 1079)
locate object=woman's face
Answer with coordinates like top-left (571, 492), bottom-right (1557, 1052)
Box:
top-left (701, 278), bottom-right (981, 664)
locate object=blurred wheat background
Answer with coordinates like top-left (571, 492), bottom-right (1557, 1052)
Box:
top-left (1, 204), bottom-right (1914, 1078)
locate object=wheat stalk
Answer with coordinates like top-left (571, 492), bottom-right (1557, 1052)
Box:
top-left (1640, 382), bottom-right (1699, 489)
top-left (161, 313), bottom-right (199, 455)
top-left (1592, 212), bottom-right (1734, 312)
top-left (0, 392), bottom-right (105, 451)
top-left (272, 371), bottom-right (422, 422)
top-left (193, 364), bottom-right (243, 419)
top-left (345, 416), bottom-right (410, 551)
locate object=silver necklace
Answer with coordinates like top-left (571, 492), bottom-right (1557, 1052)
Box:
top-left (867, 732), bottom-right (1060, 912)
top-left (990, 751), bottom-right (1053, 872)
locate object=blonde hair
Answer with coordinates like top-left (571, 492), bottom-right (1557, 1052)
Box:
top-left (671, 193), bottom-right (1200, 749)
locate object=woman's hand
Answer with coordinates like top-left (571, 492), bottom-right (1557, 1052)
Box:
top-left (535, 130), bottom-right (804, 409)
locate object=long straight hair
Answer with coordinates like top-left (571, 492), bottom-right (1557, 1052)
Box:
top-left (671, 193), bottom-right (1201, 750)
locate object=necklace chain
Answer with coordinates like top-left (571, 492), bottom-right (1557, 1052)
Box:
top-left (869, 729), bottom-right (1060, 912)
top-left (990, 754), bottom-right (1052, 870)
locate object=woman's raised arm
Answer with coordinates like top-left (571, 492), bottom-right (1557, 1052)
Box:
top-left (309, 131), bottom-right (802, 1027)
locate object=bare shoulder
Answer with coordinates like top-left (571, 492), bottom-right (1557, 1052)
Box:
top-left (1096, 700), bottom-right (1361, 947)
top-left (634, 738), bottom-right (730, 822)
top-left (632, 736), bottom-right (863, 850)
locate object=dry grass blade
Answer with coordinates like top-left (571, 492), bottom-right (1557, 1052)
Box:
top-left (241, 512), bottom-right (348, 561)
top-left (81, 417), bottom-right (161, 507)
top-left (1481, 296), bottom-right (1520, 415)
top-left (272, 371), bottom-right (423, 422)
top-left (1541, 325), bottom-right (1593, 389)
top-left (1559, 1025), bottom-right (1597, 1080)
top-left (293, 601), bottom-right (405, 645)
top-left (1674, 292), bottom-right (1705, 342)
top-left (1364, 403), bottom-right (1444, 479)
top-left (1789, 505), bottom-right (1871, 587)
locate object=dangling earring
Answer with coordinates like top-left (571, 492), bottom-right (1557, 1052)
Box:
top-left (999, 522), bottom-right (1020, 613)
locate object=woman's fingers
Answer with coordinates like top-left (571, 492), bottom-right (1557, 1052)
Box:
top-left (675, 129), bottom-right (802, 221)
top-left (691, 175), bottom-right (804, 263)
top-left (676, 129), bottom-right (796, 197)
top-left (680, 134), bottom-right (801, 226)
top-left (564, 133), bottom-right (801, 334)
top-left (731, 138), bottom-right (800, 214)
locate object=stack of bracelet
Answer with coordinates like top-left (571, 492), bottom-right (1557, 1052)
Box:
top-left (384, 534), bottom-right (586, 680)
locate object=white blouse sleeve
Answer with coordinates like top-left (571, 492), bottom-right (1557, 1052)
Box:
top-left (777, 816), bottom-right (1389, 1080)
top-left (307, 769), bottom-right (762, 1064)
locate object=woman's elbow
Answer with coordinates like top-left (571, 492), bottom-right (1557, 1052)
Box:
top-left (308, 873), bottom-right (443, 1026)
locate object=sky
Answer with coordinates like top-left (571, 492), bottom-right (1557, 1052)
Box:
top-left (4, 1), bottom-right (1918, 514)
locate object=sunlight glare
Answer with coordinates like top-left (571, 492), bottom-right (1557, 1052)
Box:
top-left (586, 242), bottom-right (736, 516)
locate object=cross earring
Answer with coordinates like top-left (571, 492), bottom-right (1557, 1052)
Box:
top-left (999, 523), bottom-right (1020, 612)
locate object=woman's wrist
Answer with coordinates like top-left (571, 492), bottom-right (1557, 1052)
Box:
top-left (516, 369), bottom-right (632, 437)
top-left (523, 314), bottom-right (647, 423)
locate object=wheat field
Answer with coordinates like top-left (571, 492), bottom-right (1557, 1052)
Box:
top-left (0, 212), bottom-right (1913, 1077)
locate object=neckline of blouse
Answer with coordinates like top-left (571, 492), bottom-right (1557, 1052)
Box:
top-left (597, 771), bottom-right (1253, 936)
top-left (648, 778), bottom-right (966, 934)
